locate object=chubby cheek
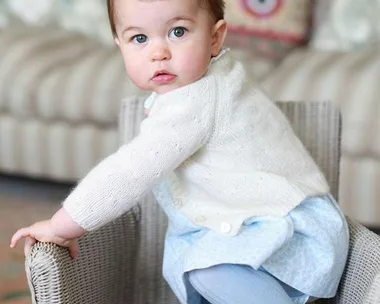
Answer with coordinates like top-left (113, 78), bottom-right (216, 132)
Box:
top-left (172, 46), bottom-right (206, 82)
top-left (123, 58), bottom-right (150, 91)
top-left (180, 52), bottom-right (210, 83)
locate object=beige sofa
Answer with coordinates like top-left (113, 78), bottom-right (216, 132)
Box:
top-left (0, 26), bottom-right (379, 226)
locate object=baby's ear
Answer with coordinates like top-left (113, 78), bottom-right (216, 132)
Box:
top-left (114, 37), bottom-right (120, 46)
top-left (211, 20), bottom-right (228, 57)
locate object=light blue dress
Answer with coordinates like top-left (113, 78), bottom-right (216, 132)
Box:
top-left (153, 181), bottom-right (349, 304)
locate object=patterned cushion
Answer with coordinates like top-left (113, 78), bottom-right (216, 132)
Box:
top-left (224, 0), bottom-right (312, 58)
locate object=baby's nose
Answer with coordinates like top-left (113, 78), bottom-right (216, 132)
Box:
top-left (151, 42), bottom-right (171, 61)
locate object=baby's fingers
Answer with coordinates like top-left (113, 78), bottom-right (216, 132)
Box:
top-left (10, 227), bottom-right (31, 249)
top-left (24, 237), bottom-right (37, 257)
top-left (68, 240), bottom-right (79, 260)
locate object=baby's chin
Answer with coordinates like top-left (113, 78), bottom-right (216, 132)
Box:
top-left (149, 82), bottom-right (193, 95)
top-left (154, 85), bottom-right (183, 95)
top-left (151, 77), bottom-right (206, 95)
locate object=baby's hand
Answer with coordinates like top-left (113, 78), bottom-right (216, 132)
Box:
top-left (10, 220), bottom-right (79, 259)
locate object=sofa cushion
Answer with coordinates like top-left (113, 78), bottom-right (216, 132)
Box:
top-left (0, 113), bottom-right (118, 181)
top-left (262, 48), bottom-right (380, 159)
top-left (0, 27), bottom-right (144, 126)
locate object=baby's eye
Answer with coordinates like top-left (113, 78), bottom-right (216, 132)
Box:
top-left (169, 27), bottom-right (187, 39)
top-left (132, 34), bottom-right (148, 44)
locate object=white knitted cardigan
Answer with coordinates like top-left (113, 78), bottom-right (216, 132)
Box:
top-left (63, 51), bottom-right (329, 236)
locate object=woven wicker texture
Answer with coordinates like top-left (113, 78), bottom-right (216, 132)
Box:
top-left (365, 274), bottom-right (380, 304)
top-left (25, 209), bottom-right (139, 304)
top-left (332, 217), bottom-right (380, 304)
top-left (275, 102), bottom-right (341, 200)
top-left (25, 99), bottom-right (380, 303)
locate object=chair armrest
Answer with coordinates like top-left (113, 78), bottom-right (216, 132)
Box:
top-left (316, 217), bottom-right (380, 304)
top-left (25, 207), bottom-right (140, 304)
top-left (364, 273), bottom-right (380, 304)
top-left (334, 217), bottom-right (380, 304)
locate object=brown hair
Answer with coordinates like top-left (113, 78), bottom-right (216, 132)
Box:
top-left (107, 0), bottom-right (226, 38)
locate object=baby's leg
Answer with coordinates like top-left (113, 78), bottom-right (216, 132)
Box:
top-left (187, 264), bottom-right (293, 304)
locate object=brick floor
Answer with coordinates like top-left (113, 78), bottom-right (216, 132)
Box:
top-left (0, 175), bottom-right (70, 304)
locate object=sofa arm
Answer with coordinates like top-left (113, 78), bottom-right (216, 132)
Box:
top-left (25, 208), bottom-right (140, 304)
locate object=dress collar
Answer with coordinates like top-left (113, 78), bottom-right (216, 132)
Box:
top-left (208, 48), bottom-right (230, 69)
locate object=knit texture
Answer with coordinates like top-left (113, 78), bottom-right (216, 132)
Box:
top-left (63, 51), bottom-right (329, 234)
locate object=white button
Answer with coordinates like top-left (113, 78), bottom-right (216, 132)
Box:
top-left (220, 222), bottom-right (232, 234)
top-left (194, 216), bottom-right (207, 223)
top-left (174, 199), bottom-right (183, 208)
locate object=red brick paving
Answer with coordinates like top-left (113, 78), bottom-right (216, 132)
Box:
top-left (0, 196), bottom-right (58, 303)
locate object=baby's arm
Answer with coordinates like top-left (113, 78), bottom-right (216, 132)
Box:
top-left (63, 80), bottom-right (216, 232)
top-left (10, 77), bottom-right (216, 256)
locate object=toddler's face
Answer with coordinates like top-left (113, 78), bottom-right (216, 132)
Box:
top-left (114, 0), bottom-right (226, 94)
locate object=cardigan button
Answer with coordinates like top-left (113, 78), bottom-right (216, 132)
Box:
top-left (220, 222), bottom-right (232, 234)
top-left (194, 216), bottom-right (206, 224)
top-left (174, 199), bottom-right (183, 208)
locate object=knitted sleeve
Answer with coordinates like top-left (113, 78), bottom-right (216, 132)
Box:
top-left (63, 77), bottom-right (216, 231)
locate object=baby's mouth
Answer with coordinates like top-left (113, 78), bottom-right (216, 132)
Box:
top-left (152, 70), bottom-right (177, 84)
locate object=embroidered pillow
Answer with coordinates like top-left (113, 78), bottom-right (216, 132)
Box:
top-left (224, 0), bottom-right (312, 58)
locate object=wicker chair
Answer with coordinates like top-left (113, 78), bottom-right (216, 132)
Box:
top-left (25, 99), bottom-right (380, 304)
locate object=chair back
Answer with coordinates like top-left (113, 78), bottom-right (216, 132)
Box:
top-left (276, 101), bottom-right (341, 200)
